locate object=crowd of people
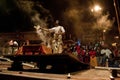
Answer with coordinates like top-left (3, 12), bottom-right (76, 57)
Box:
top-left (63, 41), bottom-right (120, 68)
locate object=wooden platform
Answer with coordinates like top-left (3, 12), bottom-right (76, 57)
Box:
top-left (3, 53), bottom-right (89, 73)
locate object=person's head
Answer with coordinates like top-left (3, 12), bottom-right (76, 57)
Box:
top-left (54, 20), bottom-right (59, 26)
top-left (55, 20), bottom-right (59, 24)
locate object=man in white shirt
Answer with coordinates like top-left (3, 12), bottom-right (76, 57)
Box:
top-left (49, 20), bottom-right (65, 54)
top-left (34, 20), bottom-right (65, 54)
top-left (101, 48), bottom-right (112, 58)
top-left (101, 47), bottom-right (112, 66)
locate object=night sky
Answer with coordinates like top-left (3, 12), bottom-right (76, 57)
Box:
top-left (0, 0), bottom-right (120, 34)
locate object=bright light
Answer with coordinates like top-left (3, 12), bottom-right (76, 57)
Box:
top-left (91, 5), bottom-right (102, 12)
top-left (103, 30), bottom-right (106, 32)
top-left (94, 5), bottom-right (101, 12)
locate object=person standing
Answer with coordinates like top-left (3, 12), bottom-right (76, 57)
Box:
top-left (89, 48), bottom-right (97, 68)
top-left (34, 20), bottom-right (65, 54)
top-left (49, 20), bottom-right (65, 54)
top-left (100, 47), bottom-right (112, 66)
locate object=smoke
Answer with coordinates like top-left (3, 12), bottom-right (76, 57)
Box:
top-left (62, 0), bottom-right (93, 39)
top-left (16, 0), bottom-right (34, 14)
top-left (16, 0), bottom-right (53, 42)
top-left (62, 0), bottom-right (114, 41)
top-left (93, 12), bottom-right (115, 31)
top-left (16, 0), bottom-right (49, 27)
top-left (1, 0), bottom-right (115, 43)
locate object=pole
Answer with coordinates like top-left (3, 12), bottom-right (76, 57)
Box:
top-left (113, 0), bottom-right (120, 34)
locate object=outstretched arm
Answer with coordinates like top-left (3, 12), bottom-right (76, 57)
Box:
top-left (34, 25), bottom-right (50, 32)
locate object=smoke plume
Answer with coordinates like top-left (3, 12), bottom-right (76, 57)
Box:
top-left (16, 0), bottom-right (53, 41)
top-left (62, 0), bottom-right (93, 39)
top-left (62, 0), bottom-right (114, 42)
top-left (93, 13), bottom-right (114, 31)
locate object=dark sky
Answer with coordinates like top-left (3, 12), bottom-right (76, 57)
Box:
top-left (0, 0), bottom-right (120, 33)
